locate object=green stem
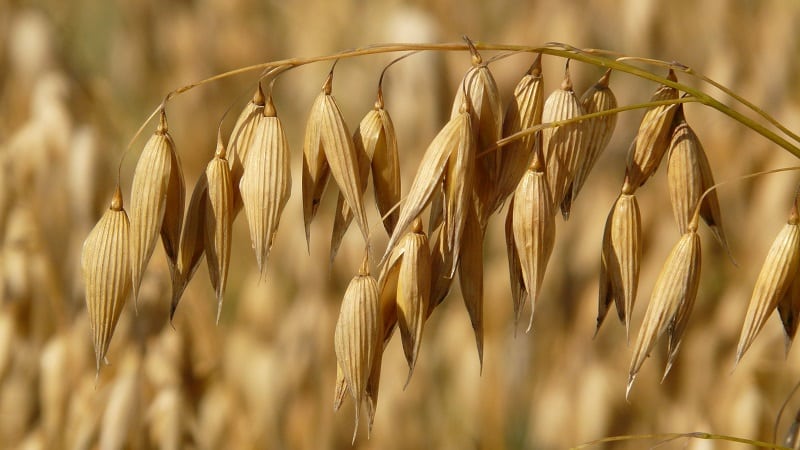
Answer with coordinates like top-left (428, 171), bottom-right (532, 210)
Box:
top-left (482, 96), bottom-right (698, 157)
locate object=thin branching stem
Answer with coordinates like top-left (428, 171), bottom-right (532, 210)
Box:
top-left (571, 431), bottom-right (792, 449)
top-left (122, 41), bottom-right (800, 168)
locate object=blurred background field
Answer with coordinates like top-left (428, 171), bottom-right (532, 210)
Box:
top-left (1, 0), bottom-right (800, 448)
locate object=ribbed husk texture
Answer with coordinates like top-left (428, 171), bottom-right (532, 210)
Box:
top-left (204, 142), bottom-right (234, 323)
top-left (81, 186), bottom-right (131, 373)
top-left (129, 111), bottom-right (185, 304)
top-left (511, 155), bottom-right (555, 333)
top-left (628, 230), bottom-right (701, 397)
top-left (541, 67), bottom-right (586, 219)
top-left (239, 95), bottom-right (291, 277)
top-left (736, 211), bottom-right (800, 364)
top-left (625, 69), bottom-right (679, 188)
top-left (666, 109), bottom-right (728, 250)
top-left (334, 261), bottom-right (380, 443)
top-left (597, 192), bottom-right (641, 338)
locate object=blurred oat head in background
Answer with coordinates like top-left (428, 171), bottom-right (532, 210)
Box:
top-left (0, 0), bottom-right (800, 449)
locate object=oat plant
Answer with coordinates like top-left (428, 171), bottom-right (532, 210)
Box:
top-left (80, 38), bottom-right (800, 446)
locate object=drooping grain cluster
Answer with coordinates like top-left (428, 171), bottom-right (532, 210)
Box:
top-left (77, 40), bottom-right (800, 443)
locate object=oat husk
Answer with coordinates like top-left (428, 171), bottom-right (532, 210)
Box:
top-left (367, 92), bottom-right (401, 234)
top-left (170, 175), bottom-right (208, 320)
top-left (628, 230), bottom-right (701, 397)
top-left (597, 188), bottom-right (641, 338)
top-left (450, 55), bottom-right (503, 225)
top-left (625, 69), bottom-right (679, 188)
top-left (777, 271), bottom-right (800, 355)
top-left (459, 204), bottom-right (485, 369)
top-left (666, 107), bottom-right (729, 251)
top-left (394, 219), bottom-right (431, 384)
top-left (541, 64), bottom-right (587, 219)
top-left (228, 84), bottom-right (266, 214)
top-left (239, 94), bottom-right (291, 276)
top-left (736, 208), bottom-right (800, 364)
top-left (381, 106), bottom-right (473, 268)
top-left (505, 195), bottom-right (527, 330)
top-left (204, 138), bottom-right (234, 324)
top-left (81, 185), bottom-right (131, 373)
top-left (494, 55), bottom-right (544, 213)
top-left (130, 111), bottom-right (184, 305)
top-left (427, 225), bottom-right (455, 317)
top-left (333, 257), bottom-right (380, 444)
top-left (512, 151), bottom-right (555, 333)
top-left (566, 69), bottom-right (617, 211)
top-left (303, 72), bottom-right (369, 250)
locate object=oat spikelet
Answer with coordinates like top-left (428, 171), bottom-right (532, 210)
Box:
top-left (628, 230), bottom-right (701, 398)
top-left (161, 132), bottom-right (185, 282)
top-left (228, 84), bottom-right (266, 175)
top-left (494, 55), bottom-right (544, 213)
top-left (394, 219), bottom-right (431, 385)
top-left (204, 137), bottom-right (234, 324)
top-left (334, 257), bottom-right (380, 444)
top-left (81, 185), bottom-right (131, 373)
top-left (367, 90), bottom-right (401, 234)
top-left (381, 107), bottom-right (472, 267)
top-left (459, 204), bottom-right (485, 369)
top-left (666, 107), bottom-right (729, 250)
top-left (597, 186), bottom-right (641, 339)
top-left (228, 84), bottom-right (266, 214)
top-left (541, 63), bottom-right (587, 219)
top-left (736, 207), bottom-right (800, 365)
top-left (512, 152), bottom-right (555, 333)
top-left (170, 175), bottom-right (207, 320)
top-left (451, 49), bottom-right (503, 225)
top-left (303, 71), bottom-right (370, 250)
top-left (130, 110), bottom-right (183, 305)
top-left (567, 69), bottom-right (617, 209)
top-left (625, 69), bottom-right (679, 188)
top-left (443, 98), bottom-right (476, 275)
top-left (239, 94), bottom-right (291, 276)
top-left (330, 106), bottom-right (374, 265)
top-left (302, 78), bottom-right (332, 250)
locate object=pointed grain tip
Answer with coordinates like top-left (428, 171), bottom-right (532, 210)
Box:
top-left (626, 374), bottom-right (636, 401)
